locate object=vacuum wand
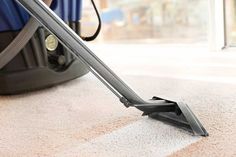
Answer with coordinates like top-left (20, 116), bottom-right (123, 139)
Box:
top-left (16, 0), bottom-right (208, 136)
top-left (16, 0), bottom-right (146, 105)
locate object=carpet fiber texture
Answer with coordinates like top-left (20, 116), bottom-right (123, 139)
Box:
top-left (0, 74), bottom-right (235, 156)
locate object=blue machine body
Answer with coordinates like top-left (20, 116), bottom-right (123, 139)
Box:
top-left (0, 0), bottom-right (82, 32)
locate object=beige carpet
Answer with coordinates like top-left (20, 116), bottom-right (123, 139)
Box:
top-left (0, 73), bottom-right (235, 156)
top-left (0, 44), bottom-right (236, 156)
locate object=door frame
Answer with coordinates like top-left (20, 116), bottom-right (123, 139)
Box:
top-left (208, 0), bottom-right (226, 51)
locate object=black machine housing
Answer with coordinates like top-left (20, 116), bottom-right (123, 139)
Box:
top-left (0, 22), bottom-right (89, 94)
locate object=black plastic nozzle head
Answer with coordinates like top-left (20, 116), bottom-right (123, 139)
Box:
top-left (148, 102), bottom-right (209, 136)
top-left (134, 97), bottom-right (208, 137)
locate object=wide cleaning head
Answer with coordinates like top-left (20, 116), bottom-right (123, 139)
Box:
top-left (134, 97), bottom-right (208, 136)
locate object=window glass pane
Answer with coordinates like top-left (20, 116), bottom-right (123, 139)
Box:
top-left (82, 0), bottom-right (209, 44)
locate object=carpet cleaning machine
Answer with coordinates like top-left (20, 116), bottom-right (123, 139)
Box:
top-left (0, 0), bottom-right (208, 136)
